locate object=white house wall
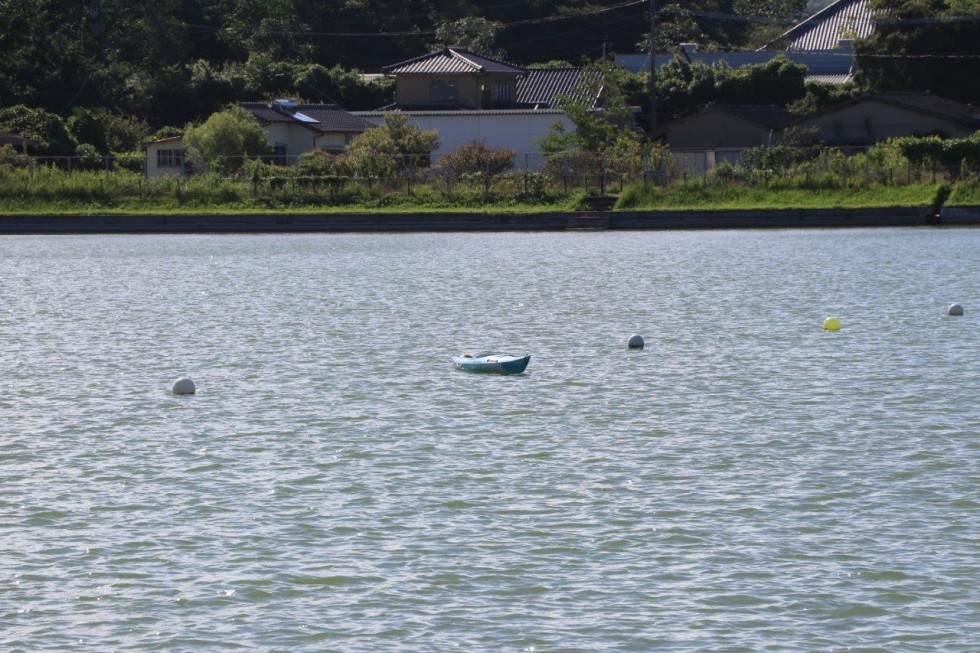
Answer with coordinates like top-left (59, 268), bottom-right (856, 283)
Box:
top-left (355, 112), bottom-right (573, 169)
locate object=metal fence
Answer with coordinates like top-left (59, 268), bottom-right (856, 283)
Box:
top-left (2, 148), bottom-right (977, 202)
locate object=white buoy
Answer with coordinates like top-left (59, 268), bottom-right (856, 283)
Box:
top-left (947, 303), bottom-right (964, 316)
top-left (627, 334), bottom-right (645, 349)
top-left (172, 377), bottom-right (196, 395)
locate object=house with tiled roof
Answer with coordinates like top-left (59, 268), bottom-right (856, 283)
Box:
top-left (381, 47), bottom-right (528, 110)
top-left (144, 100), bottom-right (373, 177)
top-left (240, 100), bottom-right (374, 164)
top-left (797, 92), bottom-right (980, 145)
top-left (356, 47), bottom-right (606, 167)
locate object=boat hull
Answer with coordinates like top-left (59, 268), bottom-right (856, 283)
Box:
top-left (452, 354), bottom-right (530, 374)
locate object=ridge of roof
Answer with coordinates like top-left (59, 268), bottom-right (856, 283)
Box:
top-left (382, 47), bottom-right (527, 75)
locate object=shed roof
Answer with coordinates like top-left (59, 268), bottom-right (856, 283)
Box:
top-left (707, 104), bottom-right (800, 129)
top-left (382, 48), bottom-right (527, 76)
top-left (0, 132), bottom-right (29, 147)
top-left (240, 102), bottom-right (374, 132)
top-left (663, 104), bottom-right (800, 134)
top-left (817, 92), bottom-right (980, 126)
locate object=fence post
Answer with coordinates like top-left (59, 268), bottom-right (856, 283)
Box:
top-left (599, 153), bottom-right (605, 194)
top-left (524, 153), bottom-right (529, 195)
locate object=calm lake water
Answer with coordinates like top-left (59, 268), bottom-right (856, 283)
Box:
top-left (1, 228), bottom-right (978, 651)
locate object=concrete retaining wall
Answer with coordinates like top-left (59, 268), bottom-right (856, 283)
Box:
top-left (939, 206), bottom-right (980, 223)
top-left (2, 206), bottom-right (976, 235)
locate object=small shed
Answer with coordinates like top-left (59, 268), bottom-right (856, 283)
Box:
top-left (663, 104), bottom-right (799, 149)
top-left (144, 136), bottom-right (187, 178)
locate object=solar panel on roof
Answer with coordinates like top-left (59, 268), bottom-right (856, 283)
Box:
top-left (293, 112), bottom-right (320, 124)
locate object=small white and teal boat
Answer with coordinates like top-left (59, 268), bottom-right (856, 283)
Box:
top-left (452, 352), bottom-right (531, 374)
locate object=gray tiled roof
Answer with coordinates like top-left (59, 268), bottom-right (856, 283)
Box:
top-left (240, 102), bottom-right (373, 132)
top-left (858, 93), bottom-right (980, 125)
top-left (774, 0), bottom-right (875, 51)
top-left (806, 74), bottom-right (854, 85)
top-left (515, 68), bottom-right (602, 109)
top-left (382, 48), bottom-right (527, 75)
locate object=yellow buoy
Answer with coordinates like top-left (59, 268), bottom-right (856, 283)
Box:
top-left (823, 317), bottom-right (841, 331)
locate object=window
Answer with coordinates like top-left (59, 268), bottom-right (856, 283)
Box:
top-left (157, 149), bottom-right (185, 168)
top-left (430, 81), bottom-right (459, 104)
top-left (495, 84), bottom-right (511, 103)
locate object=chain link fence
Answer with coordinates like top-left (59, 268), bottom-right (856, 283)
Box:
top-left (2, 147), bottom-right (977, 205)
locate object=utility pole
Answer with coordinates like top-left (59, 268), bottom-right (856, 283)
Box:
top-left (648, 0), bottom-right (657, 138)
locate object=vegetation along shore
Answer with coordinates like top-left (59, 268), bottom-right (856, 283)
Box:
top-left (2, 1), bottom-right (978, 228)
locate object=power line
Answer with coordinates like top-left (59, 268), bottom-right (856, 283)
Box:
top-left (186, 1), bottom-right (648, 39)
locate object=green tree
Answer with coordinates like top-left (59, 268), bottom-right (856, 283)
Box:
top-left (538, 60), bottom-right (636, 152)
top-left (342, 114), bottom-right (440, 177)
top-left (183, 105), bottom-right (271, 172)
top-left (431, 17), bottom-right (506, 59)
top-left (0, 105), bottom-right (76, 156)
top-left (856, 0), bottom-right (980, 104)
top-left (653, 55), bottom-right (809, 124)
top-left (640, 1), bottom-right (808, 51)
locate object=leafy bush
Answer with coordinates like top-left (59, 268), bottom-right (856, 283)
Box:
top-left (439, 141), bottom-right (516, 178)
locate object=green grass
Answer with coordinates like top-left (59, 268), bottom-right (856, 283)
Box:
top-left (0, 195), bottom-right (583, 216)
top-left (948, 179), bottom-right (980, 206)
top-left (616, 182), bottom-right (941, 210)
top-left (0, 162), bottom-right (963, 216)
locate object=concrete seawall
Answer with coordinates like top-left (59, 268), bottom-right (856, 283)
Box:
top-left (939, 205), bottom-right (980, 223)
top-left (2, 206), bottom-right (978, 235)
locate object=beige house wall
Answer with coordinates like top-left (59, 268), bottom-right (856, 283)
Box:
top-left (666, 111), bottom-right (777, 149)
top-left (395, 73), bottom-right (518, 109)
top-left (144, 137), bottom-right (186, 179)
top-left (800, 100), bottom-right (975, 144)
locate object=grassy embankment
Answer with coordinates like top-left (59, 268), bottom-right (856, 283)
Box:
top-left (947, 179), bottom-right (980, 206)
top-left (1, 165), bottom-right (977, 215)
top-left (0, 167), bottom-right (580, 215)
top-left (616, 181), bottom-right (944, 210)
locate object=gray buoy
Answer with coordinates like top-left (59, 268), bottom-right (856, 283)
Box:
top-left (627, 334), bottom-right (645, 349)
top-left (172, 377), bottom-right (196, 395)
top-left (948, 303), bottom-right (964, 316)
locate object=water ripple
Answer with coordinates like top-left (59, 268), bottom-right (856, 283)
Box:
top-left (1, 230), bottom-right (977, 650)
